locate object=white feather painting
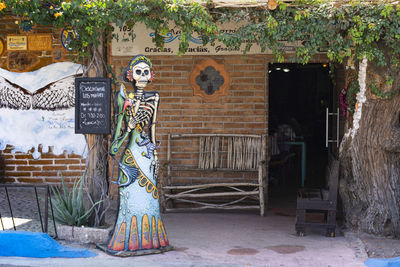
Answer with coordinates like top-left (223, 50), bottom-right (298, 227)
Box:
top-left (0, 62), bottom-right (87, 159)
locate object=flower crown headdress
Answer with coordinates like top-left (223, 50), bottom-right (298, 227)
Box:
top-left (124, 55), bottom-right (155, 83)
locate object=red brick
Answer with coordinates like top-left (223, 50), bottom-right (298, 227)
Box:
top-left (29, 159), bottom-right (53, 165)
top-left (42, 166), bottom-right (68, 171)
top-left (224, 123), bottom-right (244, 128)
top-left (191, 128), bottom-right (211, 134)
top-left (172, 79), bottom-right (189, 85)
top-left (162, 97), bottom-right (182, 103)
top-left (40, 153), bottom-right (66, 159)
top-left (14, 154), bottom-right (34, 159)
top-left (158, 91), bottom-right (172, 97)
top-left (234, 91), bottom-right (254, 97)
top-left (17, 166), bottom-right (42, 171)
top-left (32, 171), bottom-right (58, 177)
top-left (172, 91), bottom-right (193, 97)
top-left (173, 66), bottom-right (191, 71)
top-left (2, 144), bottom-right (15, 153)
top-left (68, 165), bottom-right (85, 170)
top-left (60, 171), bottom-right (84, 177)
top-left (44, 178), bottom-right (69, 183)
top-left (54, 159), bottom-right (81, 165)
top-left (155, 78), bottom-right (173, 84)
top-left (4, 172), bottom-right (32, 177)
top-left (155, 65), bottom-right (173, 71)
top-left (161, 72), bottom-right (182, 78)
top-left (182, 122), bottom-right (202, 128)
top-left (203, 122), bottom-right (223, 128)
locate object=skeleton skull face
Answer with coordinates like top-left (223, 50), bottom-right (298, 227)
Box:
top-left (132, 62), bottom-right (151, 89)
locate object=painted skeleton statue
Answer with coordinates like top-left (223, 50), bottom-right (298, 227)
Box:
top-left (107, 55), bottom-right (170, 255)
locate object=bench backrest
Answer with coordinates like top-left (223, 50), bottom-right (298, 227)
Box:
top-left (169, 134), bottom-right (266, 171)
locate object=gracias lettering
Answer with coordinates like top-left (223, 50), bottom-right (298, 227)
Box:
top-left (145, 47), bottom-right (172, 53)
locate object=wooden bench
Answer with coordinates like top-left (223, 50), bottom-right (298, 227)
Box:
top-left (161, 134), bottom-right (267, 216)
top-left (295, 156), bottom-right (339, 237)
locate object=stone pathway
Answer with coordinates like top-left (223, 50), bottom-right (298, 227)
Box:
top-left (1, 185), bottom-right (400, 264)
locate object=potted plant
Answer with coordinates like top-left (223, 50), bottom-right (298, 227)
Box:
top-left (51, 176), bottom-right (112, 244)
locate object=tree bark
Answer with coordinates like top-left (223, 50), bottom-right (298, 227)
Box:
top-left (86, 42), bottom-right (109, 227)
top-left (340, 59), bottom-right (400, 236)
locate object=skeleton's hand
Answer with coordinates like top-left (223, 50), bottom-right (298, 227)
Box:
top-left (151, 150), bottom-right (158, 166)
top-left (151, 150), bottom-right (158, 171)
top-left (127, 117), bottom-right (137, 132)
top-left (154, 150), bottom-right (158, 163)
top-left (152, 151), bottom-right (159, 180)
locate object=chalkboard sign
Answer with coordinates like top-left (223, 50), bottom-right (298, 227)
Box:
top-left (75, 77), bottom-right (111, 134)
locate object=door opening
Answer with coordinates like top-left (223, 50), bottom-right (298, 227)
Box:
top-left (268, 63), bottom-right (335, 213)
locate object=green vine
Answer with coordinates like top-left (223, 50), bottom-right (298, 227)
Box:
top-left (2, 0), bottom-right (400, 71)
top-left (369, 79), bottom-right (399, 100)
top-left (347, 79), bottom-right (360, 113)
top-left (212, 1), bottom-right (400, 67)
top-left (1, 0), bottom-right (218, 59)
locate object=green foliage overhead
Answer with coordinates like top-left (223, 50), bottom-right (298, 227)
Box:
top-left (2, 0), bottom-right (400, 66)
top-left (1, 0), bottom-right (217, 57)
top-left (213, 1), bottom-right (400, 66)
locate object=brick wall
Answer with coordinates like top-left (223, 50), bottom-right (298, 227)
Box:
top-left (109, 54), bottom-right (330, 196)
top-left (109, 55), bottom-right (268, 194)
top-left (0, 145), bottom-right (86, 184)
top-left (0, 17), bottom-right (86, 186)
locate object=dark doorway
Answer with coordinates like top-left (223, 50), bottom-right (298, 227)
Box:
top-left (268, 63), bottom-right (334, 214)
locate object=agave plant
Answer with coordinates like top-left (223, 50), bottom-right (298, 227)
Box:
top-left (51, 175), bottom-right (102, 227)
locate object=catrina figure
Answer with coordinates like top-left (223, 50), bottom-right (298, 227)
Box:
top-left (107, 55), bottom-right (170, 255)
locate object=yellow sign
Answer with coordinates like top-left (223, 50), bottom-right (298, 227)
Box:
top-left (0, 37), bottom-right (4, 56)
top-left (7, 36), bottom-right (27, 51)
top-left (28, 34), bottom-right (53, 51)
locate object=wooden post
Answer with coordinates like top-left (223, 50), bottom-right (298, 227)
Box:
top-left (86, 38), bottom-right (108, 226)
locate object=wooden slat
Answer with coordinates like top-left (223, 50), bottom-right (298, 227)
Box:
top-left (165, 205), bottom-right (260, 212)
top-left (170, 166), bottom-right (258, 172)
top-left (170, 196), bottom-right (254, 207)
top-left (165, 191), bottom-right (259, 199)
top-left (163, 182), bottom-right (259, 190)
top-left (296, 200), bottom-right (336, 210)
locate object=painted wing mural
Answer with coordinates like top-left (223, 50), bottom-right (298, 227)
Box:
top-left (0, 62), bottom-right (86, 159)
top-left (0, 76), bottom-right (75, 110)
top-left (0, 77), bottom-right (31, 110)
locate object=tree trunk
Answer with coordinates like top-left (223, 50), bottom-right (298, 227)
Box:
top-left (86, 42), bottom-right (109, 227)
top-left (86, 134), bottom-right (108, 226)
top-left (340, 59), bottom-right (400, 237)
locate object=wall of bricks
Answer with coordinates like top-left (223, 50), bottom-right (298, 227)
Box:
top-left (109, 54), bottom-right (330, 197)
top-left (0, 145), bottom-right (86, 184)
top-left (0, 16), bottom-right (86, 186)
top-left (109, 55), bottom-right (267, 191)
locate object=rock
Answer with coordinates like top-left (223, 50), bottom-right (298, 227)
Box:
top-left (56, 224), bottom-right (113, 244)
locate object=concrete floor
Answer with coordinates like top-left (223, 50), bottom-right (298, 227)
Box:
top-left (0, 211), bottom-right (367, 267)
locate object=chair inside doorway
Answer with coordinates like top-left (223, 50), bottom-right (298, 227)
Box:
top-left (295, 156), bottom-right (339, 237)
